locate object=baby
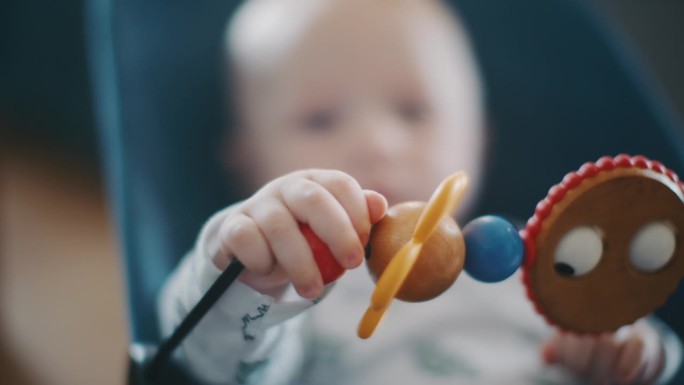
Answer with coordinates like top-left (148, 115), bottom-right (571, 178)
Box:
top-left (159, 0), bottom-right (680, 384)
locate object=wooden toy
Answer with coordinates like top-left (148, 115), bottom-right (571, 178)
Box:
top-left (358, 172), bottom-right (468, 338)
top-left (357, 154), bottom-right (684, 338)
top-left (521, 154), bottom-right (684, 333)
top-left (366, 201), bottom-right (465, 302)
top-left (148, 155), bottom-right (684, 377)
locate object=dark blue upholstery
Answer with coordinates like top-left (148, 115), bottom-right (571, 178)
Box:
top-left (87, 0), bottom-right (684, 381)
top-left (88, 0), bottom-right (242, 343)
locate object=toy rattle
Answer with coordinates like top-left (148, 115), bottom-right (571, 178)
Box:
top-left (338, 154), bottom-right (683, 338)
top-left (145, 154), bottom-right (684, 380)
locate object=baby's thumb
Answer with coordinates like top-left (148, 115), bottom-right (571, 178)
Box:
top-left (364, 190), bottom-right (388, 224)
top-left (541, 335), bottom-right (560, 365)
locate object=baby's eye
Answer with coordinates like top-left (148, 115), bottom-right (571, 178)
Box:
top-left (396, 100), bottom-right (428, 125)
top-left (300, 108), bottom-right (339, 133)
top-left (629, 221), bottom-right (676, 273)
top-left (554, 226), bottom-right (604, 277)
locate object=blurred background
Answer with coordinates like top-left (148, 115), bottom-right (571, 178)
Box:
top-left (1, 0), bottom-right (683, 384)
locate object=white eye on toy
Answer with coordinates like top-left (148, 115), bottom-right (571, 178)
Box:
top-left (554, 226), bottom-right (604, 277)
top-left (629, 221), bottom-right (676, 273)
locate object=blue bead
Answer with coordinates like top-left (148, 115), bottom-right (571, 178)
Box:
top-left (463, 215), bottom-right (523, 283)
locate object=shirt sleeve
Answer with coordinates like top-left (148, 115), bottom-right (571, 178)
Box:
top-left (158, 205), bottom-right (331, 384)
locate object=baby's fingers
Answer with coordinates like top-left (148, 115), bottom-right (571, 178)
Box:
top-left (614, 336), bottom-right (645, 384)
top-left (587, 334), bottom-right (619, 385)
top-left (247, 201), bottom-right (322, 298)
top-left (307, 171), bottom-right (383, 245)
top-left (542, 333), bottom-right (595, 377)
top-left (217, 213), bottom-right (271, 271)
top-left (562, 334), bottom-right (596, 377)
top-left (217, 213), bottom-right (290, 292)
top-left (281, 177), bottom-right (364, 269)
top-left (542, 332), bottom-right (620, 384)
top-left (364, 190), bottom-right (388, 225)
top-left (613, 320), bottom-right (665, 384)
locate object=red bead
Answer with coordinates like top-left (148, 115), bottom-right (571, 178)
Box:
top-left (535, 199), bottom-right (552, 219)
top-left (614, 154), bottom-right (632, 167)
top-left (650, 160), bottom-right (666, 174)
top-left (562, 172), bottom-right (582, 189)
top-left (299, 223), bottom-right (345, 284)
top-left (596, 156), bottom-right (615, 171)
top-left (578, 162), bottom-right (599, 178)
top-left (548, 184), bottom-right (567, 203)
top-left (632, 155), bottom-right (650, 169)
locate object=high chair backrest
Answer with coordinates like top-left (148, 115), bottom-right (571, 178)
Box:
top-left (88, 0), bottom-right (684, 351)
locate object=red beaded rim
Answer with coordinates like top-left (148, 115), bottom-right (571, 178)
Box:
top-left (519, 154), bottom-right (684, 330)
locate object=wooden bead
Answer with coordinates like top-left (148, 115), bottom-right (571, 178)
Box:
top-left (366, 201), bottom-right (465, 302)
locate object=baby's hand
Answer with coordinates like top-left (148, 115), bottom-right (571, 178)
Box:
top-left (214, 169), bottom-right (387, 299)
top-left (541, 319), bottom-right (665, 385)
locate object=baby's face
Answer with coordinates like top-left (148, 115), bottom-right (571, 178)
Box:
top-left (230, 0), bottom-right (485, 207)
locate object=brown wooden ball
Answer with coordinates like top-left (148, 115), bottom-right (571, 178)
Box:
top-left (366, 201), bottom-right (465, 302)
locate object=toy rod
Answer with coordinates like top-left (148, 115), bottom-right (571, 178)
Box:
top-left (145, 258), bottom-right (245, 382)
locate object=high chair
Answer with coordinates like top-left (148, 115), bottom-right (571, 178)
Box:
top-left (86, 0), bottom-right (684, 383)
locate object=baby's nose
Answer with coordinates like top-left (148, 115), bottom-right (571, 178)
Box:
top-left (353, 115), bottom-right (412, 162)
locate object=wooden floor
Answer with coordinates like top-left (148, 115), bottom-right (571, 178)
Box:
top-left (1, 143), bottom-right (127, 384)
